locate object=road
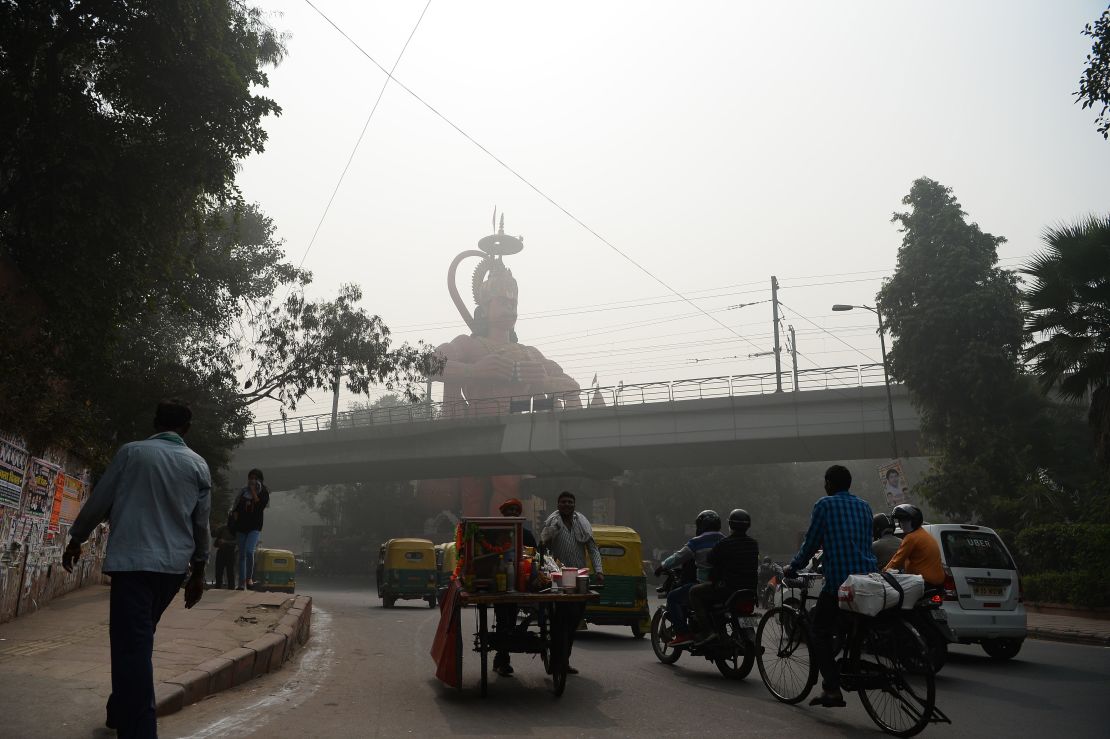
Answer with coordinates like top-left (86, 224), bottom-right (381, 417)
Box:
top-left (161, 576), bottom-right (1109, 738)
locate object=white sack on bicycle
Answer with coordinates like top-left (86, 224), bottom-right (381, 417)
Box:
top-left (837, 572), bottom-right (924, 616)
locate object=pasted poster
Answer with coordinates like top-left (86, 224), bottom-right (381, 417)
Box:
top-left (48, 472), bottom-right (66, 532)
top-left (0, 434), bottom-right (29, 509)
top-left (879, 459), bottom-right (911, 507)
top-left (59, 473), bottom-right (85, 526)
top-left (9, 514), bottom-right (44, 548)
top-left (25, 458), bottom-right (62, 519)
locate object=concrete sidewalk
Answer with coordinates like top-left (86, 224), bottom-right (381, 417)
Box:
top-left (0, 583), bottom-right (311, 737)
top-left (1028, 611), bottom-right (1110, 647)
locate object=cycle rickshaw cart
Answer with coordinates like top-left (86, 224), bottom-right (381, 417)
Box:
top-left (431, 517), bottom-right (599, 697)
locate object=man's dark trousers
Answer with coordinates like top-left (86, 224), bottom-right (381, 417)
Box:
top-left (108, 571), bottom-right (185, 738)
top-left (810, 591), bottom-right (842, 691)
top-left (214, 547), bottom-right (235, 588)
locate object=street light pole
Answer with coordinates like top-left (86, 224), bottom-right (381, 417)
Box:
top-left (832, 303), bottom-right (898, 460)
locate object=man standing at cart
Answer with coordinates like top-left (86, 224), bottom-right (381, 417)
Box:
top-left (540, 491), bottom-right (603, 674)
top-left (493, 497), bottom-right (537, 677)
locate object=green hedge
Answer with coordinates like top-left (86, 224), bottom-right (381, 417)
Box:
top-left (1013, 523), bottom-right (1110, 574)
top-left (1023, 571), bottom-right (1110, 609)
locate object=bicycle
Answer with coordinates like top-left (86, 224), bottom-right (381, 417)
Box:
top-left (756, 572), bottom-right (950, 737)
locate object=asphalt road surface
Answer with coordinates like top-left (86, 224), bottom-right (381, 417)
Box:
top-left (161, 576), bottom-right (1109, 739)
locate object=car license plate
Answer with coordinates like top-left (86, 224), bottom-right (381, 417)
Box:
top-left (973, 585), bottom-right (1004, 597)
top-left (930, 609), bottom-right (948, 622)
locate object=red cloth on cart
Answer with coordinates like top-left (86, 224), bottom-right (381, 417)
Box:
top-left (431, 579), bottom-right (462, 687)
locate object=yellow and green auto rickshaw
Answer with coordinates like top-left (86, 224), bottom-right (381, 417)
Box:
top-left (585, 525), bottom-right (651, 638)
top-left (252, 548), bottom-right (296, 593)
top-left (434, 541), bottom-right (457, 600)
top-left (376, 538), bottom-right (438, 608)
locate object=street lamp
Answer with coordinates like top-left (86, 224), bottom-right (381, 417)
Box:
top-left (832, 303), bottom-right (898, 460)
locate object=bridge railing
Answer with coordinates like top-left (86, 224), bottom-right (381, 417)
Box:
top-left (245, 363), bottom-right (888, 438)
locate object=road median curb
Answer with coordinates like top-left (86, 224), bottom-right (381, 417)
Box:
top-left (155, 594), bottom-right (312, 718)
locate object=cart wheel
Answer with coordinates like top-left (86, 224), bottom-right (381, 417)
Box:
top-left (631, 622), bottom-right (646, 639)
top-left (551, 663), bottom-right (567, 696)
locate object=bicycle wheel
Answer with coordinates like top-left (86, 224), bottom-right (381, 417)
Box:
top-left (852, 618), bottom-right (936, 737)
top-left (713, 618), bottom-right (755, 679)
top-left (650, 608), bottom-right (682, 664)
top-left (756, 606), bottom-right (817, 704)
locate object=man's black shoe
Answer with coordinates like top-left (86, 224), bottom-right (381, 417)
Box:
top-left (494, 663), bottom-right (514, 677)
top-left (808, 689), bottom-right (846, 707)
top-left (565, 665), bottom-right (579, 675)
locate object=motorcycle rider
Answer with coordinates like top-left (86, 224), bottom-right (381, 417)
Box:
top-left (785, 465), bottom-right (877, 708)
top-left (689, 508), bottom-right (759, 645)
top-left (885, 504), bottom-right (944, 586)
top-left (871, 512), bottom-right (901, 569)
top-left (654, 510), bottom-right (724, 647)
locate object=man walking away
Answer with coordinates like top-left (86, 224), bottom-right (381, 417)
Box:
top-left (539, 491), bottom-right (604, 674)
top-left (63, 400), bottom-right (211, 738)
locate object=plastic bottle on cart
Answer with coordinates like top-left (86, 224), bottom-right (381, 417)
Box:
top-left (505, 558), bottom-right (516, 592)
top-left (496, 556), bottom-right (507, 592)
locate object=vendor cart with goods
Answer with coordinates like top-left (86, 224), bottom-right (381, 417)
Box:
top-left (430, 516), bottom-right (599, 697)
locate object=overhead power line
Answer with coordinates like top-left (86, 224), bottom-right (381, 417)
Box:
top-left (302, 0), bottom-right (764, 352)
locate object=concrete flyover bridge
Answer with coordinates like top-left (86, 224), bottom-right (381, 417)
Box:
top-left (230, 364), bottom-right (921, 488)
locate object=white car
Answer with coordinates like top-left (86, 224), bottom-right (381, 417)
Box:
top-left (921, 523), bottom-right (1027, 659)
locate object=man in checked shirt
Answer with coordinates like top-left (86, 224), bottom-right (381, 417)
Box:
top-left (540, 490), bottom-right (603, 674)
top-left (785, 465), bottom-right (877, 708)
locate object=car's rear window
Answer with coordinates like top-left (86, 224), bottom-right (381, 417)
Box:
top-left (940, 531), bottom-right (1015, 570)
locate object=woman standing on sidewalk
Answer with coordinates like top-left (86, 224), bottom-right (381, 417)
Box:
top-left (233, 468), bottom-right (270, 590)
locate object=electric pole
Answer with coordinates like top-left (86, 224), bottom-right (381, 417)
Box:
top-left (771, 276), bottom-right (783, 392)
top-left (788, 324), bottom-right (799, 392)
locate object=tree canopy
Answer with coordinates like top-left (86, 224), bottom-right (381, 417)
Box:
top-left (878, 178), bottom-right (1031, 525)
top-left (1078, 4), bottom-right (1110, 140)
top-left (1024, 216), bottom-right (1110, 464)
top-left (0, 1), bottom-right (283, 453)
top-left (0, 3), bottom-right (440, 488)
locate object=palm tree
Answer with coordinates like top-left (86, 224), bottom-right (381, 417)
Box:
top-left (1023, 215), bottom-right (1110, 464)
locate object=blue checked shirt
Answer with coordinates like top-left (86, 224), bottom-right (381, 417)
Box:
top-left (790, 489), bottom-right (877, 593)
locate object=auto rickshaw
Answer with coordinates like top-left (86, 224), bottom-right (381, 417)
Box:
top-left (376, 538), bottom-right (438, 608)
top-left (252, 548), bottom-right (296, 593)
top-left (585, 525), bottom-right (651, 638)
top-left (434, 541), bottom-right (457, 600)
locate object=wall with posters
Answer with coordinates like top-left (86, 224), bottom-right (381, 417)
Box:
top-left (0, 431), bottom-right (106, 624)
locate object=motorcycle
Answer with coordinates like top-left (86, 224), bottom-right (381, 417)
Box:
top-left (649, 569), bottom-right (759, 679)
top-left (908, 586), bottom-right (957, 673)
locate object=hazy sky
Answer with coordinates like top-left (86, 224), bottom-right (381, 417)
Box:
top-left (239, 1), bottom-right (1110, 422)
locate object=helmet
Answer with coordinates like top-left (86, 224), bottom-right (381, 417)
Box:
top-left (872, 512), bottom-right (894, 540)
top-left (891, 504), bottom-right (923, 533)
top-left (727, 508), bottom-right (751, 533)
top-left (695, 510), bottom-right (721, 535)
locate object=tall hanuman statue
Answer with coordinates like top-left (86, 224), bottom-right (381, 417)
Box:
top-left (418, 217), bottom-right (581, 518)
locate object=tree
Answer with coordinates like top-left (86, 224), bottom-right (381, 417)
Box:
top-left (878, 178), bottom-right (1031, 524)
top-left (1078, 4), bottom-right (1110, 140)
top-left (244, 286), bottom-right (440, 414)
top-left (1024, 216), bottom-right (1110, 465)
top-left (0, 1), bottom-right (285, 454)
